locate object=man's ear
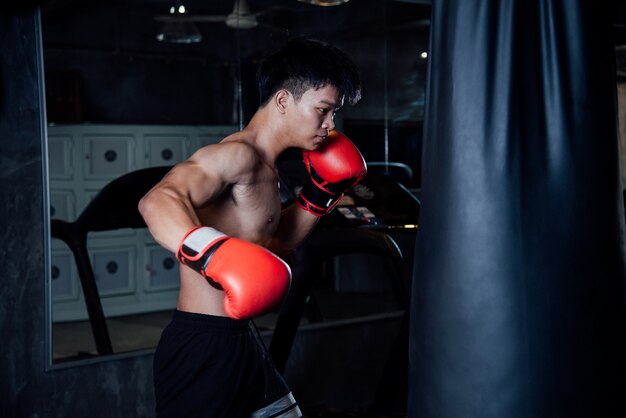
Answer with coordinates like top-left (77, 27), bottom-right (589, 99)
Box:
top-left (274, 89), bottom-right (291, 114)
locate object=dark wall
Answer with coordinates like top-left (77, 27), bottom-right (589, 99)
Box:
top-left (39, 0), bottom-right (432, 178)
top-left (41, 21), bottom-right (429, 126)
top-left (0, 7), bottom-right (47, 415)
top-left (44, 51), bottom-right (237, 125)
top-left (42, 40), bottom-right (429, 127)
top-left (0, 8), bottom-right (155, 418)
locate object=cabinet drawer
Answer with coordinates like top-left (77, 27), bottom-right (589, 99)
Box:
top-left (83, 135), bottom-right (134, 180)
top-left (51, 251), bottom-right (79, 302)
top-left (144, 135), bottom-right (188, 166)
top-left (91, 246), bottom-right (135, 296)
top-left (145, 245), bottom-right (180, 292)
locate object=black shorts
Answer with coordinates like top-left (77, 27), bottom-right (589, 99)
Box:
top-left (153, 310), bottom-right (301, 418)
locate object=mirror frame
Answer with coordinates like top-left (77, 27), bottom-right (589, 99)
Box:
top-left (42, 0), bottom-right (423, 368)
top-left (40, 6), bottom-right (158, 370)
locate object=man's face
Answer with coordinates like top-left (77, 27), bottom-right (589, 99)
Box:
top-left (289, 84), bottom-right (343, 150)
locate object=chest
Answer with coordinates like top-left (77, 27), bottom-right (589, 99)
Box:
top-left (231, 175), bottom-right (282, 215)
top-left (196, 172), bottom-right (282, 243)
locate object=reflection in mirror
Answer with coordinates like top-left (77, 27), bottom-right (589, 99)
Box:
top-left (43, 0), bottom-right (431, 365)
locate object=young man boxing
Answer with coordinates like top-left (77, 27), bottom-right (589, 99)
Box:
top-left (139, 38), bottom-right (366, 417)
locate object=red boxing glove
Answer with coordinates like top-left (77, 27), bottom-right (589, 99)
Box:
top-left (297, 130), bottom-right (367, 216)
top-left (177, 226), bottom-right (291, 319)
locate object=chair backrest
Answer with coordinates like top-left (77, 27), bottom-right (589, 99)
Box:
top-left (49, 165), bottom-right (173, 356)
top-left (75, 165), bottom-right (173, 233)
top-left (367, 162), bottom-right (413, 186)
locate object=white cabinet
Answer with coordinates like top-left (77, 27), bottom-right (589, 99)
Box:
top-left (91, 245), bottom-right (136, 296)
top-left (50, 250), bottom-right (79, 302)
top-left (144, 135), bottom-right (188, 166)
top-left (48, 135), bottom-right (74, 180)
top-left (48, 124), bottom-right (237, 322)
top-left (83, 134), bottom-right (135, 180)
top-left (49, 189), bottom-right (75, 221)
top-left (144, 244), bottom-right (180, 292)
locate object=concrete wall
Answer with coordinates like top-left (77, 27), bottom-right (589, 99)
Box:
top-left (617, 83), bottom-right (626, 188)
top-left (0, 9), bottom-right (155, 418)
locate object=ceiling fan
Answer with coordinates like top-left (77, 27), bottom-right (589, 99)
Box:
top-left (154, 0), bottom-right (262, 30)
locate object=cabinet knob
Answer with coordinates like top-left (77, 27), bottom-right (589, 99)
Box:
top-left (163, 257), bottom-right (175, 270)
top-left (161, 148), bottom-right (173, 161)
top-left (106, 261), bottom-right (119, 274)
top-left (104, 150), bottom-right (118, 162)
top-left (51, 265), bottom-right (60, 280)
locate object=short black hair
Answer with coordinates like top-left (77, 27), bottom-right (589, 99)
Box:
top-left (256, 37), bottom-right (361, 107)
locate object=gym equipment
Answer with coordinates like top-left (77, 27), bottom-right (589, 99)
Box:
top-left (410, 1), bottom-right (626, 417)
top-left (51, 166), bottom-right (172, 355)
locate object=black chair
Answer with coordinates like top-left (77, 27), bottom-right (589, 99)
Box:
top-left (367, 162), bottom-right (414, 187)
top-left (50, 166), bottom-right (173, 355)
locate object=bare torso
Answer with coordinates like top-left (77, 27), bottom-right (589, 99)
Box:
top-left (177, 155), bottom-right (283, 316)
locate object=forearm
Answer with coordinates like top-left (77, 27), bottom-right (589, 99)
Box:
top-left (268, 204), bottom-right (319, 258)
top-left (138, 187), bottom-right (200, 253)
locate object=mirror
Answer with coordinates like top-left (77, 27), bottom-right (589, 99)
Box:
top-left (43, 0), bottom-right (432, 365)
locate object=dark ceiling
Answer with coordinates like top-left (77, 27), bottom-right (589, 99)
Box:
top-left (40, 0), bottom-right (433, 63)
top-left (40, 0), bottom-right (626, 69)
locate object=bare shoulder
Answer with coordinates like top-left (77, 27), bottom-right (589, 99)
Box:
top-left (194, 134), bottom-right (255, 157)
top-left (187, 133), bottom-right (262, 181)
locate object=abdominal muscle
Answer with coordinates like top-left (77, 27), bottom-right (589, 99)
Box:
top-left (178, 267), bottom-right (230, 316)
top-left (176, 177), bottom-right (281, 317)
top-left (176, 221), bottom-right (278, 317)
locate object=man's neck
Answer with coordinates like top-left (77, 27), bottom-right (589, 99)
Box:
top-left (243, 108), bottom-right (288, 165)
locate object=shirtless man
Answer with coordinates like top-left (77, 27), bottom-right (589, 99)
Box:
top-left (139, 38), bottom-right (365, 417)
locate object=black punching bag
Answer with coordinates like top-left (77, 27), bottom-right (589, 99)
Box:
top-left (409, 1), bottom-right (626, 417)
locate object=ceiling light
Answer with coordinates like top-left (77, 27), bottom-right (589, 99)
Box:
top-left (156, 2), bottom-right (202, 44)
top-left (156, 21), bottom-right (202, 43)
top-left (297, 0), bottom-right (350, 6)
top-left (225, 0), bottom-right (258, 29)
